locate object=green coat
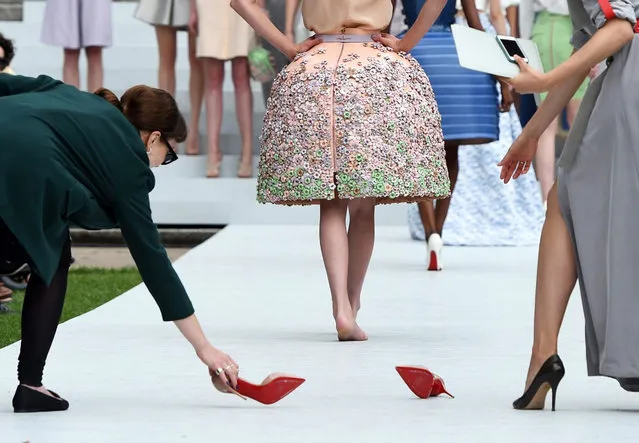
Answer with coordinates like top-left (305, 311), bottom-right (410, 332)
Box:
top-left (0, 73), bottom-right (194, 321)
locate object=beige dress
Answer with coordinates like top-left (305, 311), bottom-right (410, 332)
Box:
top-left (257, 0), bottom-right (450, 205)
top-left (195, 0), bottom-right (256, 59)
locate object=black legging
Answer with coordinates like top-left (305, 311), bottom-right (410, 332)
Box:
top-left (0, 219), bottom-right (71, 387)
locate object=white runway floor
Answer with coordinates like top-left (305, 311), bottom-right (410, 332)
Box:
top-left (1, 226), bottom-right (637, 442)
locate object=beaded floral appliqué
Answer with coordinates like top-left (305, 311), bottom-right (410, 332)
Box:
top-left (258, 43), bottom-right (450, 205)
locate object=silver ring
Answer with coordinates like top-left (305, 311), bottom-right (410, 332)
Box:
top-left (214, 367), bottom-right (224, 376)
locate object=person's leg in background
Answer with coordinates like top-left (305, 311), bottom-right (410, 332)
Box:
top-left (154, 26), bottom-right (178, 95)
top-left (62, 48), bottom-right (81, 89)
top-left (186, 31), bottom-right (205, 155)
top-left (231, 56), bottom-right (254, 177)
top-left (85, 46), bottom-right (104, 92)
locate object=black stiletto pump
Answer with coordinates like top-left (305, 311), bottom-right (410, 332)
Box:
top-left (513, 354), bottom-right (565, 411)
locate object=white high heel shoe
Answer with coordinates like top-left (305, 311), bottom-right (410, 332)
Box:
top-left (427, 233), bottom-right (443, 271)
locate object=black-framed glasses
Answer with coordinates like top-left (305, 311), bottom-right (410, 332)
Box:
top-left (159, 133), bottom-right (178, 165)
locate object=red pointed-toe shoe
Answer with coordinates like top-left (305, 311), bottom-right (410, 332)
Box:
top-left (236, 373), bottom-right (306, 405)
top-left (395, 366), bottom-right (435, 399)
top-left (431, 373), bottom-right (454, 398)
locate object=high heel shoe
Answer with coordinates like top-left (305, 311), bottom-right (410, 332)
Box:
top-left (431, 373), bottom-right (454, 398)
top-left (235, 373), bottom-right (305, 405)
top-left (513, 354), bottom-right (565, 411)
top-left (396, 366), bottom-right (454, 399)
top-left (396, 366), bottom-right (434, 398)
top-left (427, 234), bottom-right (443, 271)
top-left (12, 384), bottom-right (69, 413)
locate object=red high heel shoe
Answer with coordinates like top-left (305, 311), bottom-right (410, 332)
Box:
top-left (431, 374), bottom-right (454, 398)
top-left (235, 373), bottom-right (306, 405)
top-left (395, 366), bottom-right (435, 398)
top-left (395, 366), bottom-right (454, 399)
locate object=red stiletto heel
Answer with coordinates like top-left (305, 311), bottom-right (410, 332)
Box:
top-left (431, 374), bottom-right (454, 398)
top-left (236, 373), bottom-right (306, 405)
top-left (395, 366), bottom-right (435, 399)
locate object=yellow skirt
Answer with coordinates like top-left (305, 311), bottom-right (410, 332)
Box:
top-left (195, 0), bottom-right (256, 60)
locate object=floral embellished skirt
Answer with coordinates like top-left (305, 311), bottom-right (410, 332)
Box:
top-left (257, 41), bottom-right (451, 206)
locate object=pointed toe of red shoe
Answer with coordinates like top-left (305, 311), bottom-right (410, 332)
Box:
top-left (237, 376), bottom-right (306, 405)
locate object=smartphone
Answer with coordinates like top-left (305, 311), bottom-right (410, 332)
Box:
top-left (496, 35), bottom-right (528, 64)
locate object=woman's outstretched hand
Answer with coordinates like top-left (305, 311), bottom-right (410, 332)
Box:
top-left (500, 55), bottom-right (549, 94)
top-left (498, 132), bottom-right (539, 183)
top-left (196, 344), bottom-right (240, 393)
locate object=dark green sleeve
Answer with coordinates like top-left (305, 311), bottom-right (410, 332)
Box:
top-left (0, 73), bottom-right (62, 97)
top-left (113, 186), bottom-right (195, 322)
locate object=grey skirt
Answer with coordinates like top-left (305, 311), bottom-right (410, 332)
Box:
top-left (557, 35), bottom-right (639, 380)
top-left (134, 0), bottom-right (190, 29)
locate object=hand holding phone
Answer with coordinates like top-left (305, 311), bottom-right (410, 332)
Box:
top-left (496, 36), bottom-right (528, 64)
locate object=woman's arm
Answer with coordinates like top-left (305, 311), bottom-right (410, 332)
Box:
top-left (284, 0), bottom-right (300, 41)
top-left (506, 5), bottom-right (518, 36)
top-left (113, 187), bottom-right (195, 322)
top-left (396, 0), bottom-right (449, 51)
top-left (231, 0), bottom-right (302, 58)
top-left (489, 0), bottom-right (509, 35)
top-left (113, 185), bottom-right (240, 388)
top-left (507, 18), bottom-right (633, 92)
top-left (522, 68), bottom-right (591, 140)
top-left (542, 19), bottom-right (633, 90)
top-left (460, 0), bottom-right (485, 31)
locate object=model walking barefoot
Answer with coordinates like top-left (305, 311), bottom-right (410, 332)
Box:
top-left (231, 0), bottom-right (451, 341)
top-left (498, 0), bottom-right (638, 409)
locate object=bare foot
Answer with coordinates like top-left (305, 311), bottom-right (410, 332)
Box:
top-left (21, 384), bottom-right (60, 400)
top-left (335, 315), bottom-right (367, 341)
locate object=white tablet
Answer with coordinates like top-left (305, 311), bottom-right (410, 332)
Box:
top-left (451, 24), bottom-right (544, 105)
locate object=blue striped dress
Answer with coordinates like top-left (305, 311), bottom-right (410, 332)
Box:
top-left (401, 0), bottom-right (499, 142)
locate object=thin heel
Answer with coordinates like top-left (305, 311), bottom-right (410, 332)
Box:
top-left (549, 373), bottom-right (563, 411)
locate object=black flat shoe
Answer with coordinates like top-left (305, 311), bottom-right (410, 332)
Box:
top-left (12, 384), bottom-right (69, 413)
top-left (617, 378), bottom-right (639, 392)
top-left (513, 354), bottom-right (565, 411)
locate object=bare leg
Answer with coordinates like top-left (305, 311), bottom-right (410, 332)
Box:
top-left (203, 58), bottom-right (225, 177)
top-left (186, 33), bottom-right (204, 155)
top-left (346, 198), bottom-right (376, 319)
top-left (319, 199), bottom-right (367, 341)
top-left (155, 26), bottom-right (177, 96)
top-left (231, 57), bottom-right (254, 177)
top-left (417, 201), bottom-right (437, 239)
top-left (534, 117), bottom-right (558, 204)
top-left (434, 144), bottom-right (460, 235)
top-left (62, 49), bottom-right (80, 89)
top-left (85, 46), bottom-right (104, 93)
top-left (525, 182), bottom-right (577, 387)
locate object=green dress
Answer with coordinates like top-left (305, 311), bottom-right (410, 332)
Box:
top-left (0, 73), bottom-right (194, 321)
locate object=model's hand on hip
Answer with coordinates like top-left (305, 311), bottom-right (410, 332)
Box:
top-left (197, 344), bottom-right (240, 391)
top-left (288, 35), bottom-right (323, 59)
top-left (500, 55), bottom-right (550, 94)
top-left (372, 33), bottom-right (406, 52)
top-left (497, 132), bottom-right (538, 184)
